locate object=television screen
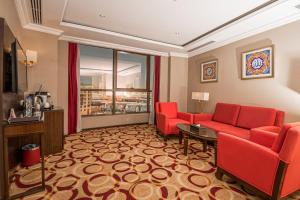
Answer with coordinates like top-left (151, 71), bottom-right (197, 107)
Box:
top-left (15, 40), bottom-right (27, 94)
top-left (3, 40), bottom-right (27, 94)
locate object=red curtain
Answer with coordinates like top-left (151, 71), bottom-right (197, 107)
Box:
top-left (68, 43), bottom-right (78, 134)
top-left (154, 56), bottom-right (160, 124)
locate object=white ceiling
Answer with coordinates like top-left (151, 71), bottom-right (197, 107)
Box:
top-left (62, 0), bottom-right (268, 46)
top-left (14, 0), bottom-right (300, 57)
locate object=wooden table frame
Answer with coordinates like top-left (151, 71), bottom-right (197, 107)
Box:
top-left (179, 128), bottom-right (217, 166)
top-left (3, 121), bottom-right (45, 200)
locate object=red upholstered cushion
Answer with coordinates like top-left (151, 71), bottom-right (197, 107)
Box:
top-left (213, 103), bottom-right (241, 126)
top-left (237, 106), bottom-right (277, 129)
top-left (199, 121), bottom-right (250, 139)
top-left (159, 102), bottom-right (178, 119)
top-left (167, 118), bottom-right (190, 134)
top-left (272, 122), bottom-right (300, 153)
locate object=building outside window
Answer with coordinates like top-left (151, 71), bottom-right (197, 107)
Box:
top-left (79, 45), bottom-right (153, 116)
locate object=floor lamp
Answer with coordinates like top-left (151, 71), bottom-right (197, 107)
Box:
top-left (192, 92), bottom-right (209, 113)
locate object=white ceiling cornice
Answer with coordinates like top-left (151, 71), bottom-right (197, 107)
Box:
top-left (24, 23), bottom-right (64, 36)
top-left (59, 35), bottom-right (170, 57)
top-left (14, 0), bottom-right (30, 27)
top-left (169, 52), bottom-right (189, 58)
top-left (60, 21), bottom-right (184, 50)
top-left (14, 0), bottom-right (64, 36)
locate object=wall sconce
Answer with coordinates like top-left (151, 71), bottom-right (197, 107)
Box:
top-left (26, 50), bottom-right (38, 67)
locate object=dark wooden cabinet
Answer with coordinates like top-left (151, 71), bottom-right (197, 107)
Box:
top-left (43, 109), bottom-right (64, 155)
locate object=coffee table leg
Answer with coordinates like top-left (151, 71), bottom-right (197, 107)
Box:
top-left (203, 140), bottom-right (207, 152)
top-left (184, 136), bottom-right (188, 156)
top-left (179, 131), bottom-right (183, 144)
top-left (214, 141), bottom-right (218, 167)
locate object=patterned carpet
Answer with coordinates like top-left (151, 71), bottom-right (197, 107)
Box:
top-left (9, 124), bottom-right (299, 200)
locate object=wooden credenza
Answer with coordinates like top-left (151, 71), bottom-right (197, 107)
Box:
top-left (4, 108), bottom-right (64, 168)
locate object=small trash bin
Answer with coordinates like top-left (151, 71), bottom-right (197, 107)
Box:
top-left (21, 144), bottom-right (40, 167)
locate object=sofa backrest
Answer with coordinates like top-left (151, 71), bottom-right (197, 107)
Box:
top-left (212, 103), bottom-right (241, 126)
top-left (236, 106), bottom-right (278, 129)
top-left (157, 102), bottom-right (178, 118)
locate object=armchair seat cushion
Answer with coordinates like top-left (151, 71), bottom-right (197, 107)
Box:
top-left (167, 119), bottom-right (190, 134)
top-left (199, 121), bottom-right (250, 139)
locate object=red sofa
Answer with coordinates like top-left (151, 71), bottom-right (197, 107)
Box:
top-left (193, 103), bottom-right (285, 140)
top-left (217, 122), bottom-right (300, 199)
top-left (156, 102), bottom-right (193, 140)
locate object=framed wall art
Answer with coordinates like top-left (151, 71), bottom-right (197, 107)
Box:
top-left (241, 46), bottom-right (274, 80)
top-left (200, 60), bottom-right (218, 83)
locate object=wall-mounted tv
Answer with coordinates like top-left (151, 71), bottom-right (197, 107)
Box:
top-left (3, 39), bottom-right (27, 94)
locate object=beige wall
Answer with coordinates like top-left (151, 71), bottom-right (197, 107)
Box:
top-left (57, 41), bottom-right (69, 133)
top-left (169, 56), bottom-right (188, 112)
top-left (0, 0), bottom-right (23, 43)
top-left (188, 20), bottom-right (300, 122)
top-left (23, 31), bottom-right (59, 105)
top-left (159, 56), bottom-right (169, 102)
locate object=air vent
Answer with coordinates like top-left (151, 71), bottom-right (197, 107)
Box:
top-left (30, 0), bottom-right (42, 24)
top-left (188, 41), bottom-right (216, 52)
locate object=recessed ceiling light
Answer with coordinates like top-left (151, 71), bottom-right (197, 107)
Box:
top-left (295, 4), bottom-right (300, 9)
top-left (99, 13), bottom-right (106, 18)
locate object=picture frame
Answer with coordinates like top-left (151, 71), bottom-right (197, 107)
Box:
top-left (200, 60), bottom-right (218, 83)
top-left (241, 45), bottom-right (274, 80)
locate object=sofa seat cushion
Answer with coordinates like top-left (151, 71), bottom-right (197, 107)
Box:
top-left (237, 106), bottom-right (277, 130)
top-left (159, 102), bottom-right (178, 118)
top-left (213, 103), bottom-right (241, 126)
top-left (167, 119), bottom-right (190, 134)
top-left (199, 121), bottom-right (250, 139)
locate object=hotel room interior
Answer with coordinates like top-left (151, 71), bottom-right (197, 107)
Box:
top-left (1, 0), bottom-right (300, 199)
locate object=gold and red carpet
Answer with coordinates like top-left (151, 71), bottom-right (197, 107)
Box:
top-left (9, 124), bottom-right (300, 199)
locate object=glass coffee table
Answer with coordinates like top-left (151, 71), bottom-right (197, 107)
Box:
top-left (177, 123), bottom-right (218, 166)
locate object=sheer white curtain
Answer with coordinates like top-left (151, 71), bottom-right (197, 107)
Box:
top-left (149, 56), bottom-right (155, 124)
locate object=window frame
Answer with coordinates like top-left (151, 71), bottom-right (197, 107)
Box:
top-left (80, 46), bottom-right (152, 117)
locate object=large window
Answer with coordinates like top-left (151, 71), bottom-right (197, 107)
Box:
top-left (80, 45), bottom-right (153, 116)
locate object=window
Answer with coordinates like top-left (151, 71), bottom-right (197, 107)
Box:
top-left (80, 45), bottom-right (153, 116)
top-left (80, 45), bottom-right (113, 115)
top-left (117, 51), bottom-right (147, 89)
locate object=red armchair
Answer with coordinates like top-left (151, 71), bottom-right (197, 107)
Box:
top-left (155, 102), bottom-right (193, 140)
top-left (216, 122), bottom-right (300, 200)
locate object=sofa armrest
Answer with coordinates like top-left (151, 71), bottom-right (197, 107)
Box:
top-left (156, 112), bottom-right (168, 133)
top-left (177, 112), bottom-right (193, 124)
top-left (250, 128), bottom-right (279, 148)
top-left (193, 113), bottom-right (213, 123)
top-left (218, 132), bottom-right (279, 194)
top-left (254, 126), bottom-right (281, 133)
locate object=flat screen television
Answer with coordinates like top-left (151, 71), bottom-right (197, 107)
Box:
top-left (3, 39), bottom-right (27, 94)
